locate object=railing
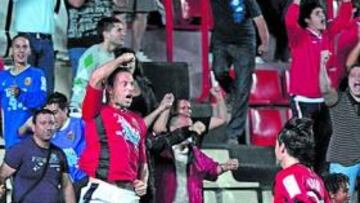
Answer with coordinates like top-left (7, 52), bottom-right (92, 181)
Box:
top-left (163, 0), bottom-right (213, 101)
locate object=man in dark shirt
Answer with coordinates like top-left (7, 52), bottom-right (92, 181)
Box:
top-left (0, 109), bottom-right (75, 203)
top-left (210, 0), bottom-right (269, 144)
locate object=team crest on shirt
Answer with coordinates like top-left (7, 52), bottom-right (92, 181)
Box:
top-left (24, 77), bottom-right (32, 86)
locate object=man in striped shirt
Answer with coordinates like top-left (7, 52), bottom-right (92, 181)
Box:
top-left (320, 50), bottom-right (360, 202)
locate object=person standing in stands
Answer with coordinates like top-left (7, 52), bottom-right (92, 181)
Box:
top-left (13, 0), bottom-right (56, 93)
top-left (210, 0), bottom-right (269, 145)
top-left (113, 0), bottom-right (158, 61)
top-left (285, 0), bottom-right (352, 174)
top-left (78, 54), bottom-right (147, 203)
top-left (70, 17), bottom-right (127, 113)
top-left (44, 92), bottom-right (88, 197)
top-left (66, 0), bottom-right (114, 81)
top-left (18, 92), bottom-right (87, 200)
top-left (0, 35), bottom-right (47, 149)
top-left (0, 109), bottom-right (76, 203)
top-left (273, 118), bottom-right (330, 203)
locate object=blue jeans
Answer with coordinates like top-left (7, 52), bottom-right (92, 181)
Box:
top-left (211, 37), bottom-right (256, 140)
top-left (27, 35), bottom-right (55, 94)
top-left (290, 98), bottom-right (332, 175)
top-left (68, 47), bottom-right (87, 81)
top-left (330, 162), bottom-right (360, 199)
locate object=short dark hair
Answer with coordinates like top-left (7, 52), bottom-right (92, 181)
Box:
top-left (32, 109), bottom-right (54, 124)
top-left (106, 67), bottom-right (132, 88)
top-left (348, 63), bottom-right (360, 74)
top-left (97, 17), bottom-right (122, 40)
top-left (11, 34), bottom-right (31, 46)
top-left (278, 118), bottom-right (315, 167)
top-left (46, 92), bottom-right (68, 111)
top-left (298, 0), bottom-right (325, 28)
top-left (324, 173), bottom-right (349, 194)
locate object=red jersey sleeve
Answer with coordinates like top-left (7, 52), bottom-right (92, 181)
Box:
top-left (285, 3), bottom-right (306, 47)
top-left (82, 85), bottom-right (103, 121)
top-left (273, 175), bottom-right (288, 203)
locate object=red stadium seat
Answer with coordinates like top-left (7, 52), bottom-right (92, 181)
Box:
top-left (249, 69), bottom-right (289, 106)
top-left (248, 107), bottom-right (290, 146)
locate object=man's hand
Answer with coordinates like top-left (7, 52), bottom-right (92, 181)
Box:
top-left (158, 93), bottom-right (175, 111)
top-left (133, 179), bottom-right (147, 196)
top-left (189, 121), bottom-right (206, 135)
top-left (257, 43), bottom-right (269, 55)
top-left (209, 86), bottom-right (224, 101)
top-left (221, 159), bottom-right (239, 172)
top-left (0, 184), bottom-right (5, 199)
top-left (115, 53), bottom-right (135, 67)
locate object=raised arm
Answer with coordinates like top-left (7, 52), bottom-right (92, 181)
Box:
top-left (144, 93), bottom-right (174, 128)
top-left (285, 0), bottom-right (303, 46)
top-left (346, 25), bottom-right (360, 70)
top-left (319, 50), bottom-right (338, 106)
top-left (209, 87), bottom-right (227, 130)
top-left (89, 53), bottom-right (135, 89)
top-left (82, 53), bottom-right (135, 120)
top-left (327, 0), bottom-right (352, 35)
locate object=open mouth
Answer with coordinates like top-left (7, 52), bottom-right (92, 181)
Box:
top-left (16, 53), bottom-right (25, 59)
top-left (125, 94), bottom-right (133, 100)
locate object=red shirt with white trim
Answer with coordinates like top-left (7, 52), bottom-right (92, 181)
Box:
top-left (285, 2), bottom-right (352, 98)
top-left (273, 163), bottom-right (330, 203)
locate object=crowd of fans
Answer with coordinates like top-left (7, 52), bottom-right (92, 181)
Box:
top-left (0, 0), bottom-right (359, 202)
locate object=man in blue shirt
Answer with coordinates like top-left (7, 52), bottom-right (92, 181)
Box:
top-left (13, 0), bottom-right (56, 93)
top-left (0, 34), bottom-right (47, 149)
top-left (44, 92), bottom-right (87, 183)
top-left (0, 109), bottom-right (75, 203)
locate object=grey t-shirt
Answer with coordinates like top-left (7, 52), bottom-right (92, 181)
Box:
top-left (5, 137), bottom-right (69, 203)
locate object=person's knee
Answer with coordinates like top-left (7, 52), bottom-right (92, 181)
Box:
top-left (214, 72), bottom-right (234, 93)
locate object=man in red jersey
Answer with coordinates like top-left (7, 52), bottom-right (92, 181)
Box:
top-left (78, 53), bottom-right (148, 203)
top-left (285, 0), bottom-right (352, 175)
top-left (273, 118), bottom-right (331, 203)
